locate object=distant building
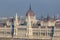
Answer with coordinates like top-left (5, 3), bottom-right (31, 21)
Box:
top-left (0, 5), bottom-right (60, 40)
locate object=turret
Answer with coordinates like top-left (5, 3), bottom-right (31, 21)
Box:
top-left (14, 13), bottom-right (19, 36)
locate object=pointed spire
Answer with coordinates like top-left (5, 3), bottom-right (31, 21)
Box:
top-left (29, 4), bottom-right (31, 10)
top-left (41, 14), bottom-right (44, 20)
top-left (53, 14), bottom-right (56, 20)
top-left (56, 14), bottom-right (60, 20)
top-left (47, 13), bottom-right (50, 20)
top-left (16, 13), bottom-right (18, 21)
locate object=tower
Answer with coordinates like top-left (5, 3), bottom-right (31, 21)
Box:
top-left (15, 13), bottom-right (19, 26)
top-left (26, 14), bottom-right (33, 38)
top-left (14, 13), bottom-right (19, 36)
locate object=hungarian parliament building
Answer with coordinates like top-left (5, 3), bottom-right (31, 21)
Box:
top-left (0, 6), bottom-right (60, 40)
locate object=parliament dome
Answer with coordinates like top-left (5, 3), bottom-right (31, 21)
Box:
top-left (26, 5), bottom-right (35, 17)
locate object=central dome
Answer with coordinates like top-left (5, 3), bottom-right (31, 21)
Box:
top-left (26, 5), bottom-right (35, 17)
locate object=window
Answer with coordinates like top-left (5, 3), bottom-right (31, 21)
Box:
top-left (41, 32), bottom-right (45, 36)
top-left (41, 26), bottom-right (45, 28)
top-left (0, 31), bottom-right (4, 34)
top-left (6, 32), bottom-right (11, 34)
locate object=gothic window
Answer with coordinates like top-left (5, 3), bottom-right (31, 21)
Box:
top-left (41, 32), bottom-right (45, 36)
top-left (6, 32), bottom-right (11, 34)
top-left (0, 31), bottom-right (4, 34)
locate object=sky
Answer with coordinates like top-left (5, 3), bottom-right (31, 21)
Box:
top-left (0, 0), bottom-right (60, 18)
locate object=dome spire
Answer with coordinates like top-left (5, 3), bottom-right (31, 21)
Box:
top-left (26, 4), bottom-right (35, 16)
top-left (29, 4), bottom-right (31, 10)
